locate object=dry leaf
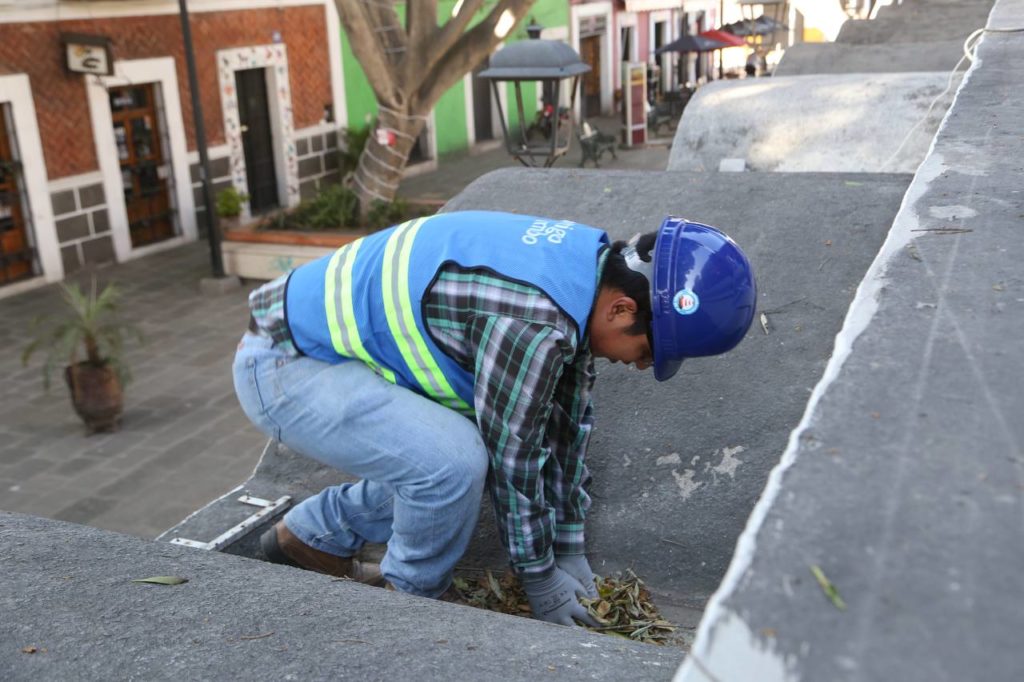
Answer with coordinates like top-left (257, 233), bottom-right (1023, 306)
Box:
top-left (810, 564), bottom-right (847, 611)
top-left (451, 568), bottom-right (678, 645)
top-left (131, 576), bottom-right (189, 585)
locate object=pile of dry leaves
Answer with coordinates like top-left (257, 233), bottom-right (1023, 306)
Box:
top-left (451, 568), bottom-right (677, 644)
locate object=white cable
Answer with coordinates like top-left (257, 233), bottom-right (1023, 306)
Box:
top-left (962, 26), bottom-right (1024, 63)
top-left (881, 26), bottom-right (1024, 171)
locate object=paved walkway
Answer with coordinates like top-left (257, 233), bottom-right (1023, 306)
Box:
top-left (399, 116), bottom-right (672, 203)
top-left (0, 126), bottom-right (671, 539)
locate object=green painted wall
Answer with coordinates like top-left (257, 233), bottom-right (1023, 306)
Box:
top-left (339, 0), bottom-right (568, 155)
top-left (434, 78), bottom-right (467, 155)
top-left (341, 33), bottom-right (377, 131)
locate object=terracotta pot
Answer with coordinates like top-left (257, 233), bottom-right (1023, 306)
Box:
top-left (64, 362), bottom-right (124, 434)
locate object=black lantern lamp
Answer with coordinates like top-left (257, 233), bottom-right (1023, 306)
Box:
top-left (478, 24), bottom-right (591, 168)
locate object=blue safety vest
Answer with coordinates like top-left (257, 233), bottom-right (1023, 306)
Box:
top-left (286, 211), bottom-right (608, 415)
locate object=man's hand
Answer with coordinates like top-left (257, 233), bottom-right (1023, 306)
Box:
top-left (522, 567), bottom-right (600, 627)
top-left (556, 554), bottom-right (599, 599)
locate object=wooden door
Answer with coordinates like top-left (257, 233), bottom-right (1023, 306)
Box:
top-left (580, 35), bottom-right (602, 118)
top-left (0, 109), bottom-right (33, 284)
top-left (109, 84), bottom-right (175, 248)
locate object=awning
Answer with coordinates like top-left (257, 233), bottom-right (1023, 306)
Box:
top-left (655, 33), bottom-right (730, 55)
top-left (699, 29), bottom-right (747, 48)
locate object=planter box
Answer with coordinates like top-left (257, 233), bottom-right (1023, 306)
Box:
top-left (222, 229), bottom-right (363, 281)
top-left (221, 199), bottom-right (443, 281)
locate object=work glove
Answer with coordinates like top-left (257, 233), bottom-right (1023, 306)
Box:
top-left (556, 554), bottom-right (599, 599)
top-left (522, 567), bottom-right (600, 627)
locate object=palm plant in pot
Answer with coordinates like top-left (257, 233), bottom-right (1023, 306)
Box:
top-left (22, 278), bottom-right (142, 433)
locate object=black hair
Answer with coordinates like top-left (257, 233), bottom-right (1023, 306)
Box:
top-left (600, 231), bottom-right (658, 338)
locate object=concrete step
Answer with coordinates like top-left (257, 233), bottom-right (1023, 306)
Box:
top-left (164, 168), bottom-right (911, 631)
top-left (2, 511), bottom-right (683, 680)
top-left (836, 0), bottom-right (994, 44)
top-left (668, 73), bottom-right (956, 174)
top-left (774, 39), bottom-right (968, 75)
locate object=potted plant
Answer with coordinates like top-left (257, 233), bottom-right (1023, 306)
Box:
top-left (215, 186), bottom-right (249, 231)
top-left (22, 278), bottom-right (142, 433)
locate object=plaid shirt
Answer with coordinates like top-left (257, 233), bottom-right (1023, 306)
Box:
top-left (249, 255), bottom-right (605, 579)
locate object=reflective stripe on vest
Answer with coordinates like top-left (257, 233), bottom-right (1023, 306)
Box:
top-left (381, 217), bottom-right (472, 414)
top-left (324, 238), bottom-right (396, 383)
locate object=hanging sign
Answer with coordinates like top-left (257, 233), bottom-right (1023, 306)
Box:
top-left (61, 33), bottom-right (114, 76)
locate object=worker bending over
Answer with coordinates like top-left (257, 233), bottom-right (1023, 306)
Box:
top-left (233, 210), bottom-right (756, 626)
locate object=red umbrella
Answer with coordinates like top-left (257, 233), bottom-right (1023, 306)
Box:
top-left (699, 29), bottom-right (746, 48)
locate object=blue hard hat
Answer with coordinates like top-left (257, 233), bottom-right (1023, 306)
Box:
top-left (649, 217), bottom-right (757, 381)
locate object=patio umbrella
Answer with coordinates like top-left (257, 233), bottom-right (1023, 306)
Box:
top-left (654, 33), bottom-right (730, 56)
top-left (722, 15), bottom-right (787, 37)
top-left (699, 29), bottom-right (746, 48)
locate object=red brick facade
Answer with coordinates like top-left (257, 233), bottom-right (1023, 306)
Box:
top-left (0, 5), bottom-right (332, 179)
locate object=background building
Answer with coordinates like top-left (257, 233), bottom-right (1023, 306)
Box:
top-left (0, 0), bottom-right (343, 295)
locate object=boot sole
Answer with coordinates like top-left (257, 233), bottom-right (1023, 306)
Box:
top-left (259, 524), bottom-right (300, 569)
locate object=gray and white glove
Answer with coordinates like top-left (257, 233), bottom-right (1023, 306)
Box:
top-left (522, 567), bottom-right (600, 627)
top-left (556, 554), bottom-right (599, 599)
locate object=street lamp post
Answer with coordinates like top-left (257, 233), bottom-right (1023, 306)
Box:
top-left (177, 0), bottom-right (224, 278)
top-left (478, 25), bottom-right (590, 168)
top-left (738, 0), bottom-right (790, 51)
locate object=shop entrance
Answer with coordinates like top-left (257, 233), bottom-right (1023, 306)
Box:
top-left (472, 58), bottom-right (495, 142)
top-left (579, 35), bottom-right (603, 118)
top-left (110, 84), bottom-right (175, 248)
top-left (0, 106), bottom-right (34, 284)
top-left (235, 68), bottom-right (279, 213)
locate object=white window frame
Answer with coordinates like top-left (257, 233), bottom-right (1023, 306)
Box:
top-left (649, 9), bottom-right (675, 93)
top-left (0, 73), bottom-right (60, 296)
top-left (617, 12), bottom-right (640, 91)
top-left (86, 57), bottom-right (196, 263)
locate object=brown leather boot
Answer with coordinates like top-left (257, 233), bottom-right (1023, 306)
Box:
top-left (260, 521), bottom-right (384, 586)
top-left (385, 581), bottom-right (464, 603)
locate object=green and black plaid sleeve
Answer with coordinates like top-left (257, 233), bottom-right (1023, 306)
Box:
top-left (425, 264), bottom-right (600, 579)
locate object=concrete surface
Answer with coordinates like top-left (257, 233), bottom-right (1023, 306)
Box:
top-left (773, 40), bottom-right (969, 76)
top-left (397, 115), bottom-right (672, 204)
top-left (165, 170), bottom-right (911, 626)
top-left (775, 0), bottom-right (994, 77)
top-left (837, 0), bottom-right (994, 45)
top-left (0, 512), bottom-right (682, 681)
top-left (667, 72), bottom-right (956, 174)
top-left (677, 1), bottom-right (1024, 680)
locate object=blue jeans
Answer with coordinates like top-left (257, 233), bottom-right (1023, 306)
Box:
top-left (232, 332), bottom-right (488, 597)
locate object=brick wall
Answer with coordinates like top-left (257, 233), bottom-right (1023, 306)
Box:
top-left (0, 5), bottom-right (332, 180)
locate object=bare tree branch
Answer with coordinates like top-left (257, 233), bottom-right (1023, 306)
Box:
top-left (417, 0), bottom-right (534, 109)
top-left (333, 0), bottom-right (402, 104)
top-left (406, 0), bottom-right (438, 50)
top-left (429, 0), bottom-right (485, 72)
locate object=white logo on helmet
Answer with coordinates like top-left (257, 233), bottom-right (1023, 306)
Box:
top-left (673, 289), bottom-right (700, 315)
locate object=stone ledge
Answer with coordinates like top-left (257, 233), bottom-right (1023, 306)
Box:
top-left (0, 512), bottom-right (682, 681)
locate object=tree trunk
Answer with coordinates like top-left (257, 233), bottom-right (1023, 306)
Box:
top-left (334, 0), bottom-right (538, 216)
top-left (350, 106), bottom-right (427, 216)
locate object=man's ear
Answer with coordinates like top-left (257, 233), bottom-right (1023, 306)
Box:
top-left (611, 296), bottom-right (639, 319)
